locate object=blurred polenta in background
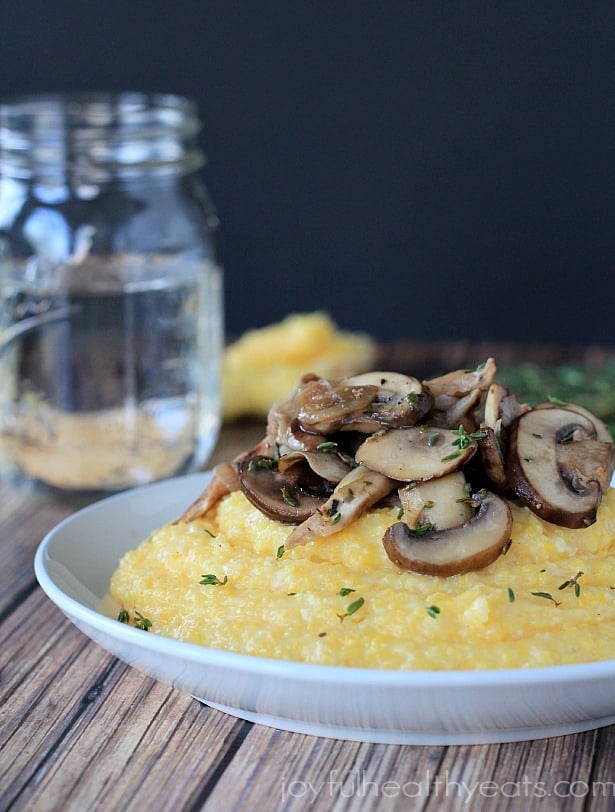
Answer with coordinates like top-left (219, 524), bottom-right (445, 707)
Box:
top-left (222, 313), bottom-right (377, 421)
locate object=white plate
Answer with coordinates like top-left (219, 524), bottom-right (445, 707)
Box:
top-left (34, 472), bottom-right (615, 745)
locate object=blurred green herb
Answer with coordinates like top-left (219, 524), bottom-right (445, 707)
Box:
top-left (497, 361), bottom-right (615, 435)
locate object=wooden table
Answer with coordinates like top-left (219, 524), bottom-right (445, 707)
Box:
top-left (3, 342), bottom-right (615, 811)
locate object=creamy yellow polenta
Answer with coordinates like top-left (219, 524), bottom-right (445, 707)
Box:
top-left (110, 488), bottom-right (615, 670)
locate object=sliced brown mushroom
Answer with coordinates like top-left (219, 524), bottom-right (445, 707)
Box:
top-left (176, 461), bottom-right (240, 523)
top-left (284, 464), bottom-right (396, 548)
top-left (267, 379), bottom-right (329, 453)
top-left (355, 426), bottom-right (477, 482)
top-left (237, 454), bottom-right (331, 524)
top-left (476, 427), bottom-right (511, 494)
top-left (506, 407), bottom-right (615, 528)
top-left (477, 384), bottom-right (530, 495)
top-left (424, 358), bottom-right (497, 398)
top-left (175, 432), bottom-right (278, 522)
top-left (398, 470), bottom-right (474, 530)
top-left (533, 401), bottom-right (613, 444)
top-left (343, 371), bottom-right (434, 430)
top-left (294, 372), bottom-right (433, 435)
top-left (277, 449), bottom-right (353, 483)
top-left (383, 491), bottom-right (513, 576)
top-left (483, 383), bottom-right (530, 433)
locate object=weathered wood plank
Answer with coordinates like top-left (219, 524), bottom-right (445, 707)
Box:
top-left (0, 589), bottom-right (249, 811)
top-left (0, 487), bottom-right (74, 616)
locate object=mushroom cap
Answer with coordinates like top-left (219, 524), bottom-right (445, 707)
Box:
top-left (355, 426), bottom-right (477, 482)
top-left (294, 372), bottom-right (433, 434)
top-left (506, 407), bottom-right (614, 528)
top-left (237, 455), bottom-right (330, 524)
top-left (383, 492), bottom-right (513, 576)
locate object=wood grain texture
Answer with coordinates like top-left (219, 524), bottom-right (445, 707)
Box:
top-left (2, 342), bottom-right (615, 811)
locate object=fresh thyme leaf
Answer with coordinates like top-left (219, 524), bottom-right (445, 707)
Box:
top-left (345, 597), bottom-right (365, 616)
top-left (316, 441), bottom-right (338, 451)
top-left (531, 591), bottom-right (561, 606)
top-left (276, 544), bottom-right (285, 559)
top-left (427, 432), bottom-right (440, 447)
top-left (427, 605), bottom-right (441, 619)
top-left (133, 611), bottom-right (152, 631)
top-left (558, 571), bottom-right (584, 596)
top-left (338, 587), bottom-right (356, 596)
top-left (450, 425), bottom-right (487, 450)
top-left (409, 522), bottom-right (436, 537)
top-left (508, 588), bottom-right (515, 603)
top-left (441, 450), bottom-right (462, 462)
top-left (280, 487), bottom-right (298, 507)
top-left (338, 595), bottom-right (365, 620)
top-left (247, 456), bottom-right (276, 472)
top-left (200, 573), bottom-right (228, 586)
top-left (117, 608), bottom-right (130, 624)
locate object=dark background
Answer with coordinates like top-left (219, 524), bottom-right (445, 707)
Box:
top-left (3, 1), bottom-right (614, 345)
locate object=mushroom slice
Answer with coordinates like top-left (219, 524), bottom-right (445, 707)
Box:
top-left (479, 385), bottom-right (530, 494)
top-left (429, 389), bottom-right (481, 430)
top-left (424, 358), bottom-right (497, 398)
top-left (267, 380), bottom-right (328, 453)
top-left (476, 427), bottom-right (510, 494)
top-left (344, 371), bottom-right (434, 430)
top-left (383, 491), bottom-right (513, 576)
top-left (533, 401), bottom-right (613, 444)
top-left (277, 449), bottom-right (353, 483)
top-left (237, 455), bottom-right (330, 524)
top-left (284, 464), bottom-right (396, 548)
top-left (294, 377), bottom-right (380, 434)
top-left (176, 462), bottom-right (240, 523)
top-left (399, 471), bottom-right (474, 530)
top-left (355, 426), bottom-right (477, 482)
top-left (294, 372), bottom-right (433, 435)
top-left (506, 407), bottom-right (614, 528)
top-left (483, 383), bottom-right (530, 433)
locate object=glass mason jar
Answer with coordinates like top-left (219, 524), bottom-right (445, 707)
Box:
top-left (0, 92), bottom-right (223, 492)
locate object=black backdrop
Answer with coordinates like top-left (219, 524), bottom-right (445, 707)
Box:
top-left (3, 1), bottom-right (614, 344)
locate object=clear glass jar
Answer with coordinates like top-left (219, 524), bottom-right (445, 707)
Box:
top-left (0, 92), bottom-right (223, 492)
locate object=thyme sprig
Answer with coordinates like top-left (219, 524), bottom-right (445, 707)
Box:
top-left (199, 573), bottom-right (228, 586)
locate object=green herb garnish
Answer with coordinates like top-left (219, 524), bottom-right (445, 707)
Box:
top-left (280, 487), bottom-right (298, 507)
top-left (133, 611), bottom-right (152, 631)
top-left (200, 573), bottom-right (228, 586)
top-left (338, 596), bottom-right (365, 620)
top-left (531, 591), bottom-right (561, 606)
